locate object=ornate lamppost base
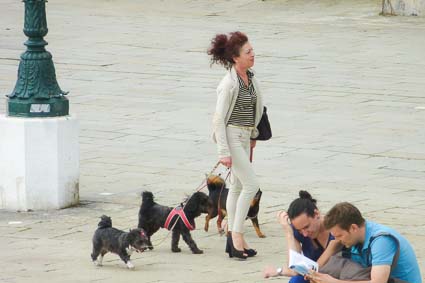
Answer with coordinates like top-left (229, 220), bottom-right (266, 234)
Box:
top-left (1, 0), bottom-right (80, 211)
top-left (7, 0), bottom-right (69, 118)
top-left (7, 97), bottom-right (69, 118)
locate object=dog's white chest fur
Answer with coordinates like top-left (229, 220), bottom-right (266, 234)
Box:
top-left (126, 246), bottom-right (135, 255)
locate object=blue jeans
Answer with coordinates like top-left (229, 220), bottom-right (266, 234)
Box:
top-left (289, 275), bottom-right (309, 283)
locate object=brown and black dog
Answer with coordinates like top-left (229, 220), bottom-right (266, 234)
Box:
top-left (204, 174), bottom-right (265, 238)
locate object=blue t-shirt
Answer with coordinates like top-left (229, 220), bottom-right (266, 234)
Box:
top-left (349, 221), bottom-right (422, 283)
top-left (293, 228), bottom-right (334, 261)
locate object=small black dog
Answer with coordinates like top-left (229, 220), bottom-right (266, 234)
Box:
top-left (91, 215), bottom-right (150, 269)
top-left (138, 191), bottom-right (212, 254)
top-left (205, 174), bottom-right (265, 238)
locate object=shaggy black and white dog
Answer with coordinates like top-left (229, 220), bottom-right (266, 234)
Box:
top-left (91, 215), bottom-right (150, 269)
top-left (138, 191), bottom-right (212, 254)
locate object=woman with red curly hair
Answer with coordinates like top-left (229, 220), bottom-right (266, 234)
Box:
top-left (208, 32), bottom-right (264, 260)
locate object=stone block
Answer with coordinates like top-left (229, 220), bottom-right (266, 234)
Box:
top-left (0, 114), bottom-right (79, 211)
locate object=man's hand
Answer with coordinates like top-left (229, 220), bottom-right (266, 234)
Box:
top-left (219, 156), bottom-right (232, 168)
top-left (307, 271), bottom-right (338, 283)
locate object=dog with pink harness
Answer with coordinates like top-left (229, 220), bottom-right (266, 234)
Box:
top-left (138, 191), bottom-right (212, 254)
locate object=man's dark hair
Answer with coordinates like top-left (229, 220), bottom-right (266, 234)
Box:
top-left (324, 202), bottom-right (365, 231)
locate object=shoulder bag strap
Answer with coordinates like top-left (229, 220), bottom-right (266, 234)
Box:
top-left (367, 232), bottom-right (400, 273)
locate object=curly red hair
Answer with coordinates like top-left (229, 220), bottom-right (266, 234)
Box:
top-left (207, 31), bottom-right (248, 69)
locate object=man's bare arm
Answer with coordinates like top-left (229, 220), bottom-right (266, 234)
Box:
top-left (308, 264), bottom-right (391, 283)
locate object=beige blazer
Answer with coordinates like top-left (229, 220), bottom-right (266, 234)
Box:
top-left (212, 67), bottom-right (264, 158)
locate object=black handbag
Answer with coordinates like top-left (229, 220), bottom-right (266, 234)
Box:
top-left (254, 106), bottom-right (272, 141)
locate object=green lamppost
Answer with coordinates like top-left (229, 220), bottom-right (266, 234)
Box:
top-left (7, 0), bottom-right (68, 117)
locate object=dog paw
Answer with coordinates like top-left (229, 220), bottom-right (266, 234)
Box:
top-left (126, 261), bottom-right (135, 269)
top-left (218, 229), bottom-right (225, 236)
top-left (93, 261), bottom-right (102, 267)
top-left (258, 234), bottom-right (266, 238)
top-left (193, 249), bottom-right (203, 254)
top-left (172, 247), bottom-right (181, 253)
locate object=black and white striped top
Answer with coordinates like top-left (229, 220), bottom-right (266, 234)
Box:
top-left (228, 70), bottom-right (257, 127)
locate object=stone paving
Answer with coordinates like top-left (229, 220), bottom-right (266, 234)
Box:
top-left (0, 0), bottom-right (424, 282)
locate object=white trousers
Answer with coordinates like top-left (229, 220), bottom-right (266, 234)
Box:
top-left (226, 126), bottom-right (259, 233)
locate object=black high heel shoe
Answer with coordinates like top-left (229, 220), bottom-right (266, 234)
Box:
top-left (244, 248), bottom-right (257, 257)
top-left (226, 232), bottom-right (247, 259)
top-left (225, 233), bottom-right (233, 257)
top-left (231, 245), bottom-right (248, 260)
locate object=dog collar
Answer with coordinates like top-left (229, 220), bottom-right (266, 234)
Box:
top-left (163, 206), bottom-right (195, 231)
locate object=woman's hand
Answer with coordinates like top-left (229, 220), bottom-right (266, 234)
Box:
top-left (277, 211), bottom-right (292, 232)
top-left (263, 266), bottom-right (293, 278)
top-left (219, 156), bottom-right (232, 168)
top-left (263, 266), bottom-right (279, 278)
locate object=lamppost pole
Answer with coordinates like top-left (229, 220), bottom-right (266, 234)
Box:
top-left (7, 0), bottom-right (69, 117)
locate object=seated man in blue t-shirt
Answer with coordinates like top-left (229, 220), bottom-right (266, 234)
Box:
top-left (309, 202), bottom-right (422, 283)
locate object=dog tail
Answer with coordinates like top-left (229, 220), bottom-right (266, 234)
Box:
top-left (98, 215), bottom-right (112, 229)
top-left (141, 191), bottom-right (155, 208)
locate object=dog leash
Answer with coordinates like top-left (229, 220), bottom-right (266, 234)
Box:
top-left (194, 161), bottom-right (222, 193)
top-left (150, 161), bottom-right (225, 248)
top-left (171, 161), bottom-right (223, 206)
